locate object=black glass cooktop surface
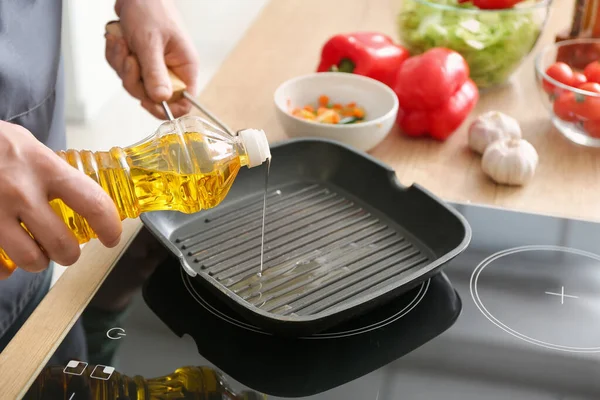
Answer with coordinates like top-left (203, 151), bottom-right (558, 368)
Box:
top-left (24, 203), bottom-right (600, 399)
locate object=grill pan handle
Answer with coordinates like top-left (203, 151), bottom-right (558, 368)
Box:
top-left (105, 20), bottom-right (188, 102)
top-left (104, 21), bottom-right (237, 136)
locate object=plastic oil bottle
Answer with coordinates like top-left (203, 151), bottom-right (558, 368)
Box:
top-left (23, 364), bottom-right (266, 400)
top-left (0, 115), bottom-right (271, 273)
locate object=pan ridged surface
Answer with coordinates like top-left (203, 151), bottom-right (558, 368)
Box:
top-left (173, 182), bottom-right (431, 317)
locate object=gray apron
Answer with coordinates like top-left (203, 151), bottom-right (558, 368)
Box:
top-left (0, 0), bottom-right (86, 363)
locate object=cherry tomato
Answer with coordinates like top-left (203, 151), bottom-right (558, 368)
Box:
top-left (556, 90), bottom-right (600, 121)
top-left (579, 82), bottom-right (600, 94)
top-left (472, 0), bottom-right (523, 9)
top-left (553, 92), bottom-right (578, 122)
top-left (576, 92), bottom-right (600, 120)
top-left (543, 62), bottom-right (574, 96)
top-left (584, 61), bottom-right (600, 84)
top-left (572, 72), bottom-right (587, 87)
top-left (583, 120), bottom-right (600, 138)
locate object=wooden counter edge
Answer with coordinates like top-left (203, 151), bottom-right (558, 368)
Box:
top-left (0, 218), bottom-right (143, 399)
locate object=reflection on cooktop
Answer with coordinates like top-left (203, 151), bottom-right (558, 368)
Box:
top-left (24, 203), bottom-right (600, 400)
top-left (140, 260), bottom-right (461, 397)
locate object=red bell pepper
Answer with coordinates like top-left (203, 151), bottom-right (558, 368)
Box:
top-left (472, 0), bottom-right (524, 9)
top-left (393, 48), bottom-right (479, 141)
top-left (317, 32), bottom-right (410, 88)
top-left (459, 0), bottom-right (523, 9)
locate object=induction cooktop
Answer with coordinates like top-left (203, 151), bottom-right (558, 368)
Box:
top-left (23, 202), bottom-right (600, 399)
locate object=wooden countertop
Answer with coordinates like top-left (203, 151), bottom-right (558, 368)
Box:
top-left (204, 0), bottom-right (597, 223)
top-left (0, 0), bottom-right (591, 398)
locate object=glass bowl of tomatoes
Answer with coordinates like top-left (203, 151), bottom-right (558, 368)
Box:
top-left (535, 38), bottom-right (600, 147)
top-left (397, 0), bottom-right (551, 89)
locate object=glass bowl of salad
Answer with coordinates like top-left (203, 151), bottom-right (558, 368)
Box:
top-left (397, 0), bottom-right (551, 89)
top-left (534, 38), bottom-right (600, 147)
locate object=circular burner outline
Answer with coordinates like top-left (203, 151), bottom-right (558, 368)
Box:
top-left (470, 245), bottom-right (600, 353)
top-left (181, 268), bottom-right (429, 339)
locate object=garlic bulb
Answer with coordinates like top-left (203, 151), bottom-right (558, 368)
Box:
top-left (468, 111), bottom-right (522, 154)
top-left (481, 138), bottom-right (538, 186)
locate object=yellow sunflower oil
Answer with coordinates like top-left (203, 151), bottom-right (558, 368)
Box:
top-left (0, 116), bottom-right (270, 273)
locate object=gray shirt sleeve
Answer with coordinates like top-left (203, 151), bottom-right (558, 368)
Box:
top-left (0, 0), bottom-right (80, 361)
top-left (0, 0), bottom-right (66, 150)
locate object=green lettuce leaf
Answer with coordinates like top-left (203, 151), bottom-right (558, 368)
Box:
top-left (397, 0), bottom-right (543, 88)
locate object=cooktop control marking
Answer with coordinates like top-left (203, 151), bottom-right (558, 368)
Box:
top-left (544, 286), bottom-right (579, 304)
top-left (470, 245), bottom-right (600, 353)
top-left (63, 360), bottom-right (87, 376)
top-left (106, 327), bottom-right (126, 340)
top-left (90, 365), bottom-right (115, 380)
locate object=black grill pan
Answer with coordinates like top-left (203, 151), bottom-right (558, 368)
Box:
top-left (140, 138), bottom-right (471, 336)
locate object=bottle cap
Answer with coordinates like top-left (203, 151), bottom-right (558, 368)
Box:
top-left (239, 129), bottom-right (271, 168)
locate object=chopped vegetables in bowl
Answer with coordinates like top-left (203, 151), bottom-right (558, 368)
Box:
top-left (273, 72), bottom-right (398, 152)
top-left (290, 95), bottom-right (366, 124)
top-left (397, 0), bottom-right (550, 89)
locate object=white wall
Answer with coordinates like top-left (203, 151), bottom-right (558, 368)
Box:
top-left (62, 1), bottom-right (120, 123)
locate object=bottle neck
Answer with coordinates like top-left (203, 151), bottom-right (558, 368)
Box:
top-left (234, 137), bottom-right (251, 168)
top-left (237, 128), bottom-right (271, 168)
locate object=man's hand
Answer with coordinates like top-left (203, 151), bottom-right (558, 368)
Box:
top-left (0, 121), bottom-right (122, 279)
top-left (105, 0), bottom-right (200, 119)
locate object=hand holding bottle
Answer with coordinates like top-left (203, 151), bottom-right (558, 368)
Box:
top-left (0, 121), bottom-right (122, 279)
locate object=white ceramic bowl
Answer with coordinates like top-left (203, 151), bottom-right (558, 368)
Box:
top-left (273, 72), bottom-right (399, 152)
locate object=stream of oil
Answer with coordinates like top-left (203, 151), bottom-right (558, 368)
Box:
top-left (258, 157), bottom-right (271, 277)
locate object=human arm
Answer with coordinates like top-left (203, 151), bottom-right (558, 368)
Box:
top-left (0, 121), bottom-right (122, 279)
top-left (104, 0), bottom-right (200, 119)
